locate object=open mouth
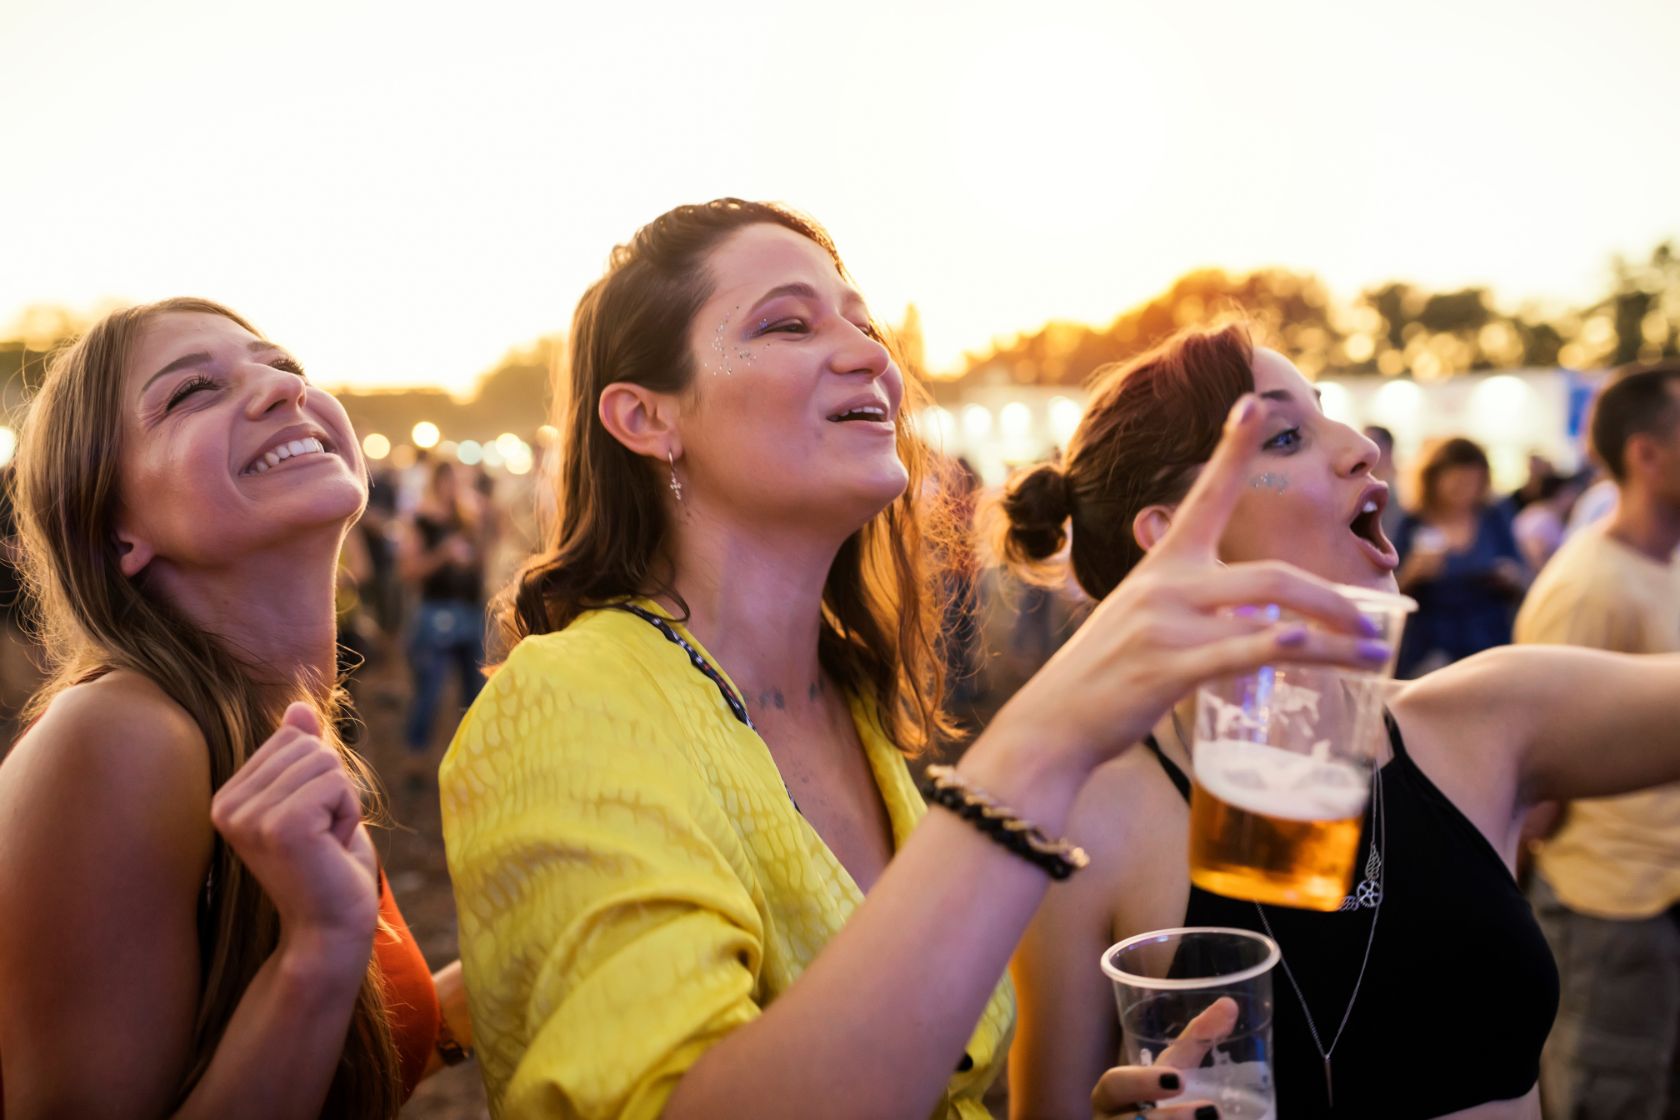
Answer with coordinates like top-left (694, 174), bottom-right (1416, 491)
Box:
top-left (827, 403), bottom-right (892, 424)
top-left (1349, 493), bottom-right (1399, 569)
top-left (244, 436), bottom-right (333, 476)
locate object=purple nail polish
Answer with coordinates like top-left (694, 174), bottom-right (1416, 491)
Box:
top-left (1359, 639), bottom-right (1391, 661)
top-left (1275, 624), bottom-right (1308, 647)
top-left (1358, 614), bottom-right (1383, 638)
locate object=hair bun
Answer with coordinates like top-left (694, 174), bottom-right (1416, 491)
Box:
top-left (997, 462), bottom-right (1072, 564)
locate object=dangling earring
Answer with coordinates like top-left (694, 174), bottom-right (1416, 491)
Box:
top-left (667, 449), bottom-right (683, 503)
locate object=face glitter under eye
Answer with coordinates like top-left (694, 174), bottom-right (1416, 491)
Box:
top-left (709, 306), bottom-right (739, 375)
top-left (1249, 472), bottom-right (1289, 493)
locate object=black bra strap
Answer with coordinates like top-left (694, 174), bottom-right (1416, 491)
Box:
top-left (1383, 708), bottom-right (1407, 761)
top-left (1143, 734), bottom-right (1193, 802)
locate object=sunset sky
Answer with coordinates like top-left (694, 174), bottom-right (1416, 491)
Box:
top-left (4, 0), bottom-right (1676, 394)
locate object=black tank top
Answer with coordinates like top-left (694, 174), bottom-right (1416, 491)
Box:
top-left (414, 512), bottom-right (484, 604)
top-left (1146, 713), bottom-right (1558, 1118)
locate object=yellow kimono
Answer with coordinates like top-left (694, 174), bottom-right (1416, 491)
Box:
top-left (440, 603), bottom-right (1015, 1120)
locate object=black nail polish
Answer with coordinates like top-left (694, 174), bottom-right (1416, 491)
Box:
top-left (1195, 1106), bottom-right (1219, 1120)
top-left (1158, 1072), bottom-right (1181, 1091)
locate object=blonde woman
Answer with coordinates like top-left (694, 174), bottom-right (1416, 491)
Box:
top-left (0, 299), bottom-right (469, 1118)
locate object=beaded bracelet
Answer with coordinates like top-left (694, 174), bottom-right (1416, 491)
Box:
top-left (922, 765), bottom-right (1089, 881)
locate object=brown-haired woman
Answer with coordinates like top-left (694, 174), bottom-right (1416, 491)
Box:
top-left (437, 201), bottom-right (1389, 1120)
top-left (1393, 436), bottom-right (1527, 676)
top-left (0, 299), bottom-right (470, 1118)
top-left (1001, 324), bottom-right (1680, 1119)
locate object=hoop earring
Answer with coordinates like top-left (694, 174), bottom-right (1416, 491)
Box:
top-left (667, 449), bottom-right (683, 504)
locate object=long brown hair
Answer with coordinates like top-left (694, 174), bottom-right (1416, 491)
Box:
top-left (992, 323), bottom-right (1256, 599)
top-left (10, 298), bottom-right (401, 1116)
top-left (500, 198), bottom-right (956, 752)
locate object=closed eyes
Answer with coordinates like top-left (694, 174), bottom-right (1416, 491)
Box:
top-left (162, 357), bottom-right (308, 413)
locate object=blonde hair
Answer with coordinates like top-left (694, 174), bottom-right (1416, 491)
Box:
top-left (11, 297), bottom-right (401, 1116)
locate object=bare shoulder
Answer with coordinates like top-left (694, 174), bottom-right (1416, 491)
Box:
top-left (1, 671), bottom-right (212, 851)
top-left (1391, 644), bottom-right (1553, 744)
top-left (1070, 747), bottom-right (1175, 848)
top-left (1066, 746), bottom-right (1190, 898)
top-left (1387, 652), bottom-right (1532, 848)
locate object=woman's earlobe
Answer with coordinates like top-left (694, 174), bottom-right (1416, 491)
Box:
top-left (115, 534), bottom-right (154, 578)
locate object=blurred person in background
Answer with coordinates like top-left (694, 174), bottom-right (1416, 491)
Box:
top-left (1362, 424), bottom-right (1407, 545)
top-left (1566, 471), bottom-right (1621, 539)
top-left (0, 299), bottom-right (470, 1118)
top-left (1500, 452), bottom-right (1560, 521)
top-left (1393, 436), bottom-right (1527, 676)
top-left (1514, 361), bottom-right (1680, 1120)
top-left (398, 459), bottom-right (489, 784)
top-left (1512, 470), bottom-right (1591, 574)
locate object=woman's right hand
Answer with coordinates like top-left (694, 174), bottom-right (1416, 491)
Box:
top-left (209, 702), bottom-right (379, 970)
top-left (998, 394), bottom-right (1390, 770)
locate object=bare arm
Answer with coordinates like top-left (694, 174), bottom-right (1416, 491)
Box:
top-left (421, 959), bottom-right (474, 1079)
top-left (1411, 644), bottom-right (1680, 814)
top-left (0, 679), bottom-right (376, 1120)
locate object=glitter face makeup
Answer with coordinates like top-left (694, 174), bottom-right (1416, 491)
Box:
top-left (708, 307), bottom-right (738, 375)
top-left (1249, 472), bottom-right (1290, 493)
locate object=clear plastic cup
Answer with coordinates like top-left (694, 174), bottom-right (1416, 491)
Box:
top-left (1103, 927), bottom-right (1280, 1120)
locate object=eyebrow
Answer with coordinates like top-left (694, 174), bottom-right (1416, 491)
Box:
top-left (1260, 387), bottom-right (1323, 406)
top-left (143, 339), bottom-right (280, 394)
top-left (745, 281), bottom-right (866, 319)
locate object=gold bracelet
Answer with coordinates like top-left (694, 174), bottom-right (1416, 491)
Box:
top-left (922, 764), bottom-right (1089, 880)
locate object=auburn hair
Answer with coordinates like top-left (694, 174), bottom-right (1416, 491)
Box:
top-left (992, 323), bottom-right (1256, 600)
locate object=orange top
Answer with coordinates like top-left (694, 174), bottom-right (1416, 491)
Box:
top-left (0, 873), bottom-right (438, 1114)
top-left (376, 871), bottom-right (442, 1100)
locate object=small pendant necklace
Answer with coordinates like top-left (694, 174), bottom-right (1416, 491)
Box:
top-left (1254, 761), bottom-right (1385, 1111)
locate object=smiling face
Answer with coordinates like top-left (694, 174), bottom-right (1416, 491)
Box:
top-left (673, 222), bottom-right (908, 531)
top-left (1215, 349), bottom-right (1400, 591)
top-left (115, 310), bottom-right (366, 576)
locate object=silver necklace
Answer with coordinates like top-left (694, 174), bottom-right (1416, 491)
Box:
top-left (1169, 713), bottom-right (1385, 1111)
top-left (1254, 761), bottom-right (1385, 1112)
